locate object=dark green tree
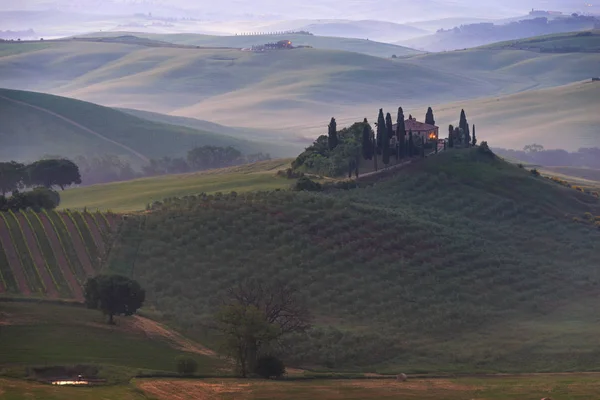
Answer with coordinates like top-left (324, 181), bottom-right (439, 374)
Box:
top-left (459, 109), bottom-right (470, 146)
top-left (376, 109), bottom-right (385, 155)
top-left (362, 118), bottom-right (372, 160)
top-left (472, 124), bottom-right (477, 146)
top-left (255, 355), bottom-right (285, 379)
top-left (396, 107), bottom-right (406, 159)
top-left (425, 107), bottom-right (435, 126)
top-left (26, 159), bottom-right (81, 190)
top-left (84, 275), bottom-right (146, 324)
top-left (383, 113), bottom-right (393, 165)
top-left (0, 162), bottom-right (25, 195)
top-left (448, 125), bottom-right (454, 148)
top-left (327, 117), bottom-right (338, 150)
top-left (408, 130), bottom-right (414, 157)
top-left (372, 131), bottom-right (378, 171)
top-left (187, 145), bottom-right (242, 170)
top-left (176, 356), bottom-right (198, 375)
top-left (421, 136), bottom-right (425, 158)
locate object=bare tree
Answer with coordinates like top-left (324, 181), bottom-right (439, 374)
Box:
top-left (215, 279), bottom-right (311, 377)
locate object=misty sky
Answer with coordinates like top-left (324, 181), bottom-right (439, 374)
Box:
top-left (2, 0), bottom-right (590, 21)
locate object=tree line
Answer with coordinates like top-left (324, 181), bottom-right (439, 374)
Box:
top-left (494, 145), bottom-right (600, 169)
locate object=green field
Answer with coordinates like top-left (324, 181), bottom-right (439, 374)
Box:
top-left (104, 148), bottom-right (600, 372)
top-left (76, 32), bottom-right (423, 58)
top-left (482, 30), bottom-right (600, 52)
top-left (0, 88), bottom-right (283, 165)
top-left (60, 159), bottom-right (294, 212)
top-left (0, 302), bottom-right (222, 379)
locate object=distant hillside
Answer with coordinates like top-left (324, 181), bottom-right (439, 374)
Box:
top-left (399, 15), bottom-right (600, 51)
top-left (431, 80), bottom-right (600, 151)
top-left (0, 89), bottom-right (283, 164)
top-left (77, 31), bottom-right (423, 58)
top-left (482, 30), bottom-right (600, 52)
top-left (108, 148), bottom-right (600, 372)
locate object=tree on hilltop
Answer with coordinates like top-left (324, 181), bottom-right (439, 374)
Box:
top-left (27, 159), bottom-right (81, 190)
top-left (396, 107), bottom-right (406, 160)
top-left (472, 124), bottom-right (477, 146)
top-left (328, 117), bottom-right (338, 150)
top-left (459, 109), bottom-right (470, 146)
top-left (214, 279), bottom-right (311, 377)
top-left (448, 125), bottom-right (454, 148)
top-left (362, 118), bottom-right (373, 160)
top-left (383, 113), bottom-right (393, 165)
top-left (425, 107), bottom-right (435, 126)
top-left (84, 275), bottom-right (145, 325)
top-left (376, 109), bottom-right (385, 155)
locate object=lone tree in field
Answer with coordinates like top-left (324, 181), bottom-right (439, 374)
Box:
top-left (84, 275), bottom-right (145, 324)
top-left (376, 109), bottom-right (385, 155)
top-left (425, 107), bottom-right (435, 126)
top-left (383, 113), bottom-right (393, 165)
top-left (327, 117), bottom-right (338, 150)
top-left (362, 118), bottom-right (373, 160)
top-left (215, 279), bottom-right (311, 378)
top-left (396, 107), bottom-right (406, 159)
top-left (27, 159), bottom-right (82, 190)
top-left (472, 124), bottom-right (477, 146)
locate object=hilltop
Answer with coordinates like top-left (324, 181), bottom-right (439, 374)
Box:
top-left (105, 148), bottom-right (600, 372)
top-left (482, 30), bottom-right (600, 52)
top-left (76, 31), bottom-right (423, 58)
top-left (0, 88), bottom-right (286, 164)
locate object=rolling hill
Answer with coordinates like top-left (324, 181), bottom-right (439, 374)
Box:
top-left (0, 88), bottom-right (290, 164)
top-left (431, 80), bottom-right (600, 151)
top-left (481, 30), bottom-right (600, 52)
top-left (103, 148), bottom-right (600, 372)
top-left (2, 37), bottom-right (598, 148)
top-left (76, 31), bottom-right (423, 58)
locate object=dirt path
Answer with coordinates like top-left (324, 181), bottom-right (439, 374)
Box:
top-left (14, 213), bottom-right (59, 298)
top-left (83, 213), bottom-right (105, 255)
top-left (38, 213), bottom-right (83, 301)
top-left (0, 217), bottom-right (29, 295)
top-left (130, 316), bottom-right (217, 357)
top-left (60, 214), bottom-right (95, 277)
top-left (0, 95), bottom-right (150, 163)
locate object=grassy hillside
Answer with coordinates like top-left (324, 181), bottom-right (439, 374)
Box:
top-left (77, 32), bottom-right (423, 58)
top-left (0, 302), bottom-right (222, 381)
top-left (106, 148), bottom-right (600, 372)
top-left (431, 80), bottom-right (600, 151)
top-left (0, 89), bottom-right (282, 164)
top-left (482, 30), bottom-right (600, 52)
top-left (60, 159), bottom-right (294, 212)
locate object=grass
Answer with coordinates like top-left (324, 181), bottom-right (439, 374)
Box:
top-left (0, 88), bottom-right (279, 166)
top-left (67, 211), bottom-right (99, 268)
top-left (136, 376), bottom-right (600, 400)
top-left (60, 159), bottom-right (294, 212)
top-left (106, 148), bottom-right (600, 372)
top-left (539, 166), bottom-right (600, 191)
top-left (0, 378), bottom-right (146, 400)
top-left (0, 41), bottom-right (54, 57)
top-left (0, 302), bottom-right (224, 379)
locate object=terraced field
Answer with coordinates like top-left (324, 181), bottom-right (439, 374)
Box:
top-left (0, 210), bottom-right (117, 300)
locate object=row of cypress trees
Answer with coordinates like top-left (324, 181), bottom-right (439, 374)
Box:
top-left (448, 109), bottom-right (477, 148)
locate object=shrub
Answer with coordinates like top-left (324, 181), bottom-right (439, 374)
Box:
top-left (518, 163), bottom-right (524, 169)
top-left (277, 168), bottom-right (305, 179)
top-left (176, 356), bottom-right (198, 375)
top-left (254, 355), bottom-right (285, 379)
top-left (478, 141), bottom-right (493, 155)
top-left (530, 169), bottom-right (541, 177)
top-left (293, 177), bottom-right (322, 192)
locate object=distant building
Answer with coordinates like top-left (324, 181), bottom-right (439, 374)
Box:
top-left (392, 117), bottom-right (439, 142)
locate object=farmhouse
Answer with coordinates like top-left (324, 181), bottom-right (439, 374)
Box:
top-left (393, 117), bottom-right (439, 142)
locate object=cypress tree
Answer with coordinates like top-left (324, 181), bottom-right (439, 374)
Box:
top-left (362, 118), bottom-right (372, 160)
top-left (328, 117), bottom-right (338, 150)
top-left (372, 131), bottom-right (378, 171)
top-left (459, 109), bottom-right (470, 146)
top-left (376, 109), bottom-right (385, 155)
top-left (448, 124), bottom-right (454, 148)
top-left (383, 113), bottom-right (393, 165)
top-left (472, 124), bottom-right (477, 146)
top-left (408, 130), bottom-right (414, 157)
top-left (396, 107), bottom-right (406, 159)
top-left (425, 107), bottom-right (435, 126)
top-left (421, 136), bottom-right (425, 158)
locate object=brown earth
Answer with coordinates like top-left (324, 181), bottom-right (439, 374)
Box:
top-left (38, 213), bottom-right (83, 301)
top-left (60, 213), bottom-right (95, 277)
top-left (0, 216), bottom-right (30, 295)
top-left (14, 213), bottom-right (58, 298)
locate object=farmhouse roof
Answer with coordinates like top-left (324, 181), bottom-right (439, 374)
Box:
top-left (392, 118), bottom-right (438, 132)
